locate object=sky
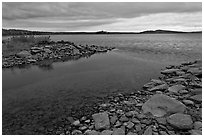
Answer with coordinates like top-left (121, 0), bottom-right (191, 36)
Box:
top-left (2, 2), bottom-right (202, 32)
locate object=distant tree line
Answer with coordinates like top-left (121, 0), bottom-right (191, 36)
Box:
top-left (2, 29), bottom-right (202, 36)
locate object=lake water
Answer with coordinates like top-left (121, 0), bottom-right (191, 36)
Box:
top-left (2, 34), bottom-right (202, 134)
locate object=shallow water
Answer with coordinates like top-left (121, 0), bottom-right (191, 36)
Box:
top-left (2, 34), bottom-right (202, 134)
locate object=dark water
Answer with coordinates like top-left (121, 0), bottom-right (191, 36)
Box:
top-left (2, 34), bottom-right (202, 134)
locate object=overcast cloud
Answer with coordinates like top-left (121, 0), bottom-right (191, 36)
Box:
top-left (2, 2), bottom-right (202, 32)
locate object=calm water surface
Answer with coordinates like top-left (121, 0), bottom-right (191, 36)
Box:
top-left (2, 34), bottom-right (202, 134)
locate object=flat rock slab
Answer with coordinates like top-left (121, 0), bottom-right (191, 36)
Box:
top-left (92, 112), bottom-right (110, 130)
top-left (142, 94), bottom-right (186, 117)
top-left (168, 85), bottom-right (185, 93)
top-left (167, 113), bottom-right (193, 130)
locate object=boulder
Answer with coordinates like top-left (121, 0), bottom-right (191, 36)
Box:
top-left (168, 85), bottom-right (185, 93)
top-left (142, 94), bottom-right (186, 117)
top-left (167, 113), bottom-right (193, 129)
top-left (92, 112), bottom-right (110, 130)
top-left (16, 50), bottom-right (31, 58)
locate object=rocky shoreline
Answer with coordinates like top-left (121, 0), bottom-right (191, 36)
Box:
top-left (62, 60), bottom-right (202, 135)
top-left (2, 40), bottom-right (115, 68)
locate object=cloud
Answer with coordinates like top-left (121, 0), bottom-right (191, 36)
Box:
top-left (2, 2), bottom-right (202, 31)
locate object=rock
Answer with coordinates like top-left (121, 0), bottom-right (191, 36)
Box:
top-left (114, 121), bottom-right (122, 127)
top-left (182, 100), bottom-right (194, 105)
top-left (110, 115), bottom-right (118, 125)
top-left (131, 118), bottom-right (140, 124)
top-left (142, 94), bottom-right (186, 117)
top-left (92, 112), bottom-right (110, 130)
top-left (126, 121), bottom-right (134, 129)
top-left (80, 116), bottom-right (87, 121)
top-left (119, 115), bottom-right (129, 122)
top-left (143, 125), bottom-right (153, 135)
top-left (151, 79), bottom-right (164, 84)
top-left (127, 132), bottom-right (137, 135)
top-left (112, 128), bottom-right (125, 135)
top-left (100, 130), bottom-right (113, 135)
top-left (190, 88), bottom-right (202, 95)
top-left (168, 84), bottom-right (185, 93)
top-left (84, 130), bottom-right (100, 135)
top-left (161, 69), bottom-right (180, 75)
top-left (71, 130), bottom-right (82, 135)
top-left (156, 117), bottom-right (167, 125)
top-left (148, 84), bottom-right (168, 92)
top-left (72, 120), bottom-right (80, 126)
top-left (136, 103), bottom-right (144, 107)
top-left (67, 116), bottom-right (75, 124)
top-left (189, 94), bottom-right (202, 103)
top-left (159, 131), bottom-right (168, 135)
top-left (178, 90), bottom-right (189, 94)
top-left (16, 50), bottom-right (31, 58)
top-left (189, 130), bottom-right (202, 135)
top-left (167, 113), bottom-right (193, 129)
top-left (125, 111), bottom-right (137, 117)
top-left (193, 121), bottom-right (202, 130)
top-left (143, 82), bottom-right (155, 89)
top-left (85, 119), bottom-right (91, 123)
top-left (135, 124), bottom-right (142, 132)
top-left (173, 78), bottom-right (186, 83)
top-left (79, 126), bottom-right (88, 131)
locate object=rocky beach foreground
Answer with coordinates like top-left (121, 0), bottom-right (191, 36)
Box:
top-left (62, 60), bottom-right (202, 135)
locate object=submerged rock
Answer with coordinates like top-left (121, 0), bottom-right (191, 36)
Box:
top-left (142, 94), bottom-right (186, 117)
